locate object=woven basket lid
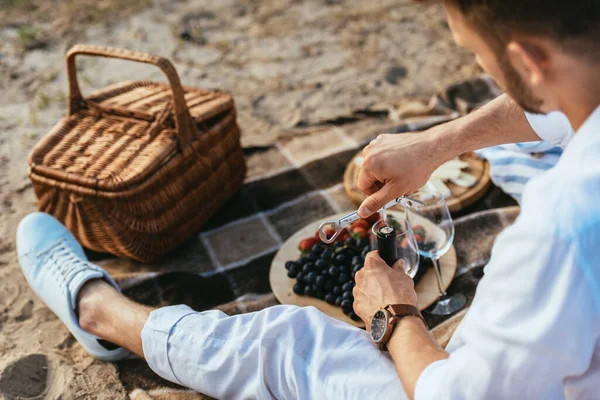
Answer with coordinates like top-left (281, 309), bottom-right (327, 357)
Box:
top-left (29, 45), bottom-right (234, 193)
top-left (29, 81), bottom-right (233, 193)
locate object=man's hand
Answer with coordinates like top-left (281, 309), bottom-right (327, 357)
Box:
top-left (356, 94), bottom-right (542, 219)
top-left (353, 251), bottom-right (417, 328)
top-left (350, 95), bottom-right (541, 399)
top-left (357, 132), bottom-right (447, 218)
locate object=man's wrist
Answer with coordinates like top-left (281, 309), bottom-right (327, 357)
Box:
top-left (389, 314), bottom-right (429, 344)
top-left (387, 314), bottom-right (445, 365)
top-left (427, 120), bottom-right (464, 163)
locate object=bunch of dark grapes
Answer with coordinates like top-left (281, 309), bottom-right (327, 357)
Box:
top-left (286, 237), bottom-right (370, 321)
top-left (286, 237), bottom-right (432, 322)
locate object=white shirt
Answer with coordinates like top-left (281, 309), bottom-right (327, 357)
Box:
top-left (415, 107), bottom-right (600, 399)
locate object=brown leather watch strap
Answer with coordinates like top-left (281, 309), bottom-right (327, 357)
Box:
top-left (385, 304), bottom-right (427, 329)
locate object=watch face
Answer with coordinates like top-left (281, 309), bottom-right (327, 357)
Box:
top-left (371, 310), bottom-right (388, 342)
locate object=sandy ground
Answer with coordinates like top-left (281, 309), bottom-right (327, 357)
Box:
top-left (0, 0), bottom-right (480, 398)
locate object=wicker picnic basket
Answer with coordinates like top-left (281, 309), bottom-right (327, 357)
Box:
top-left (28, 44), bottom-right (246, 263)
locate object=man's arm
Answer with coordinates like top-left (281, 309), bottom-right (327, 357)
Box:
top-left (356, 94), bottom-right (540, 217)
top-left (387, 316), bottom-right (447, 399)
top-left (354, 194), bottom-right (598, 399)
top-left (352, 254), bottom-right (449, 399)
top-left (432, 93), bottom-right (540, 159)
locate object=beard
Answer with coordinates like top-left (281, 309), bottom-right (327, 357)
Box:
top-left (498, 52), bottom-right (545, 114)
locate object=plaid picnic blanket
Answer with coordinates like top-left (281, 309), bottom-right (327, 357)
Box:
top-left (90, 76), bottom-right (520, 399)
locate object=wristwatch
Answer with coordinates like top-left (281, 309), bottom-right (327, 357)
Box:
top-left (370, 304), bottom-right (427, 350)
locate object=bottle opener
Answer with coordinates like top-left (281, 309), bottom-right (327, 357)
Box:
top-left (317, 196), bottom-right (424, 244)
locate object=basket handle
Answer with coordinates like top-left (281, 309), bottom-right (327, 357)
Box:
top-left (66, 44), bottom-right (195, 148)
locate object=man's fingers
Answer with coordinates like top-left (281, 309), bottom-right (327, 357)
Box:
top-left (354, 268), bottom-right (365, 284)
top-left (364, 251), bottom-right (386, 268)
top-left (362, 140), bottom-right (376, 156)
top-left (358, 185), bottom-right (394, 218)
top-left (391, 258), bottom-right (407, 273)
top-left (363, 251), bottom-right (377, 267)
top-left (356, 167), bottom-right (381, 197)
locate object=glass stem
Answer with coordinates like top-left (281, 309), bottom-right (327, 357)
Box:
top-left (432, 258), bottom-right (447, 297)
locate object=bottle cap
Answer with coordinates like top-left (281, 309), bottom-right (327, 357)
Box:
top-left (378, 225), bottom-right (395, 237)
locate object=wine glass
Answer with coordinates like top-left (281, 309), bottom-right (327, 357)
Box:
top-left (406, 186), bottom-right (466, 315)
top-left (370, 217), bottom-right (420, 279)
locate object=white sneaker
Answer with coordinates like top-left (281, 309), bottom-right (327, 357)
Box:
top-left (17, 212), bottom-right (130, 361)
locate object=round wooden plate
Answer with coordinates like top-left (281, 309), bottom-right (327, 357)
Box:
top-left (344, 151), bottom-right (491, 213)
top-left (269, 212), bottom-right (458, 327)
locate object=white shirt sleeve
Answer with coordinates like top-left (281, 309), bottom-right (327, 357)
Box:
top-left (414, 191), bottom-right (599, 399)
top-left (524, 111), bottom-right (574, 148)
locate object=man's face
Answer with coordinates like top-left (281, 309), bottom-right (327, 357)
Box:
top-left (445, 5), bottom-right (546, 114)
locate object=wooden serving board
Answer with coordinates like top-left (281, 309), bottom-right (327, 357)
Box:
top-left (344, 151), bottom-right (491, 214)
top-left (269, 212), bottom-right (457, 328)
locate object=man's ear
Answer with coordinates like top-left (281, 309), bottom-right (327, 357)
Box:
top-left (506, 40), bottom-right (550, 86)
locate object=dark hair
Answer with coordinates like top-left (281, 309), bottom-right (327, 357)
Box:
top-left (427, 0), bottom-right (600, 61)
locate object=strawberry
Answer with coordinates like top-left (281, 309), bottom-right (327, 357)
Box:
top-left (400, 237), bottom-right (409, 248)
top-left (412, 224), bottom-right (426, 239)
top-left (299, 237), bottom-right (320, 252)
top-left (351, 226), bottom-right (368, 238)
top-left (315, 227), bottom-right (336, 240)
top-left (414, 233), bottom-right (424, 243)
top-left (336, 229), bottom-right (350, 242)
top-left (365, 213), bottom-right (381, 226)
top-left (351, 220), bottom-right (370, 231)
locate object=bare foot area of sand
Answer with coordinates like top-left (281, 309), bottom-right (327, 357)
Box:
top-left (0, 0), bottom-right (480, 398)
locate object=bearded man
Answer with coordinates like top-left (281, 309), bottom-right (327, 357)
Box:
top-left (17, 1), bottom-right (600, 398)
